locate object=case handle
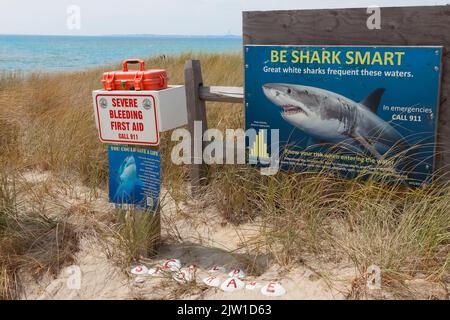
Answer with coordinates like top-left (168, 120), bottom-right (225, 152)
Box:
top-left (122, 59), bottom-right (145, 72)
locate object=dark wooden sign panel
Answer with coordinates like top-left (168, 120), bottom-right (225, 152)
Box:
top-left (243, 6), bottom-right (449, 177)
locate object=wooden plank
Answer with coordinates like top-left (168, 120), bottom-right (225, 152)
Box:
top-left (243, 6), bottom-right (450, 175)
top-left (184, 60), bottom-right (208, 194)
top-left (199, 86), bottom-right (244, 103)
top-left (243, 7), bottom-right (450, 46)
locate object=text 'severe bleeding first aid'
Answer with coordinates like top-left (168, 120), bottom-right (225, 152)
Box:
top-left (93, 87), bottom-right (187, 146)
top-left (94, 93), bottom-right (159, 145)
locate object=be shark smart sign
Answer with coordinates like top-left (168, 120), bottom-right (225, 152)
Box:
top-left (245, 45), bottom-right (443, 186)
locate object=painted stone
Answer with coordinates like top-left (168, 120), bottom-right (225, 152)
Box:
top-left (228, 268), bottom-right (246, 279)
top-left (161, 259), bottom-right (182, 272)
top-left (202, 276), bottom-right (221, 287)
top-left (148, 267), bottom-right (163, 277)
top-left (131, 265), bottom-right (148, 275)
top-left (173, 265), bottom-right (196, 284)
top-left (220, 277), bottom-right (245, 292)
top-left (261, 281), bottom-right (286, 297)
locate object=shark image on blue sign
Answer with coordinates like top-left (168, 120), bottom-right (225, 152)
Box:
top-left (108, 145), bottom-right (160, 211)
top-left (245, 45), bottom-right (443, 186)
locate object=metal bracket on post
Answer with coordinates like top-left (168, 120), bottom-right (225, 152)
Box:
top-left (184, 60), bottom-right (208, 195)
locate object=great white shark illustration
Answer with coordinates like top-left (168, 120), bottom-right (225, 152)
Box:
top-left (262, 83), bottom-right (413, 167)
top-left (114, 155), bottom-right (142, 202)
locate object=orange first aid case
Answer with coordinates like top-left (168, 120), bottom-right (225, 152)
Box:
top-left (102, 59), bottom-right (168, 91)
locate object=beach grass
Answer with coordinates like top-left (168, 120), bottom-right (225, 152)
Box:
top-left (0, 169), bottom-right (80, 299)
top-left (0, 53), bottom-right (449, 299)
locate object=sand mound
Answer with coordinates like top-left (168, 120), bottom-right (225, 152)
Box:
top-left (18, 172), bottom-right (448, 300)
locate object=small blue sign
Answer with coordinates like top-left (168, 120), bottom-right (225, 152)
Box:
top-left (108, 145), bottom-right (160, 211)
top-left (245, 45), bottom-right (442, 186)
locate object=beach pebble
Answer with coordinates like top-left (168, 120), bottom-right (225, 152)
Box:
top-left (173, 265), bottom-right (196, 284)
top-left (220, 277), bottom-right (245, 292)
top-left (131, 265), bottom-right (149, 275)
top-left (261, 281), bottom-right (286, 297)
top-left (161, 259), bottom-right (182, 272)
top-left (202, 276), bottom-right (222, 287)
top-left (208, 265), bottom-right (227, 274)
top-left (148, 267), bottom-right (163, 277)
top-left (134, 276), bottom-right (146, 284)
top-left (245, 281), bottom-right (262, 290)
top-left (228, 268), bottom-right (246, 279)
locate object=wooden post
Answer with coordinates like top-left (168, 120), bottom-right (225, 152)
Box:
top-left (199, 86), bottom-right (244, 103)
top-left (184, 60), bottom-right (208, 195)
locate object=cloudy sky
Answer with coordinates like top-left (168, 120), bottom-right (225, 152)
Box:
top-left (1, 0), bottom-right (448, 35)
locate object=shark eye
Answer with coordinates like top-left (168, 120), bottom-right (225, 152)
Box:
top-left (286, 88), bottom-right (292, 94)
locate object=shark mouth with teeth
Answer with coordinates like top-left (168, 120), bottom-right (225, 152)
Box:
top-left (281, 104), bottom-right (307, 116)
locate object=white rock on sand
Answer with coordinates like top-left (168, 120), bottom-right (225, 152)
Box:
top-left (220, 277), bottom-right (245, 292)
top-left (131, 265), bottom-right (149, 276)
top-left (134, 277), bottom-right (146, 284)
top-left (228, 268), bottom-right (246, 279)
top-left (203, 276), bottom-right (222, 287)
top-left (173, 265), bottom-right (196, 284)
top-left (148, 267), bottom-right (164, 277)
top-left (161, 259), bottom-right (182, 272)
top-left (261, 282), bottom-right (286, 297)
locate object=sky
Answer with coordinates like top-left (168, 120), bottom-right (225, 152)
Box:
top-left (0, 0), bottom-right (448, 36)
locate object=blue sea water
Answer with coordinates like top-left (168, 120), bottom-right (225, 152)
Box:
top-left (0, 35), bottom-right (242, 72)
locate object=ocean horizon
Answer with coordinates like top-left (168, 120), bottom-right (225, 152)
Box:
top-left (0, 34), bottom-right (242, 73)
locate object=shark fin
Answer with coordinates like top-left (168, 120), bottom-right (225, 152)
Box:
top-left (360, 88), bottom-right (385, 113)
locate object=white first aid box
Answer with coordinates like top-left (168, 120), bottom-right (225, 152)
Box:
top-left (92, 85), bottom-right (187, 146)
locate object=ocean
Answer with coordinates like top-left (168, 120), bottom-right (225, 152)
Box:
top-left (0, 35), bottom-right (242, 73)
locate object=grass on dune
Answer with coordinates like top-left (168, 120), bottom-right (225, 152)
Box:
top-left (0, 169), bottom-right (80, 299)
top-left (0, 53), bottom-right (242, 187)
top-left (0, 53), bottom-right (449, 299)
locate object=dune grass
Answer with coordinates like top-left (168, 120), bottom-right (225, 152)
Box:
top-left (0, 169), bottom-right (80, 299)
top-left (0, 53), bottom-right (449, 299)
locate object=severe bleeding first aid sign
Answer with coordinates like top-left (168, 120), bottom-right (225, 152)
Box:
top-left (93, 92), bottom-right (159, 146)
